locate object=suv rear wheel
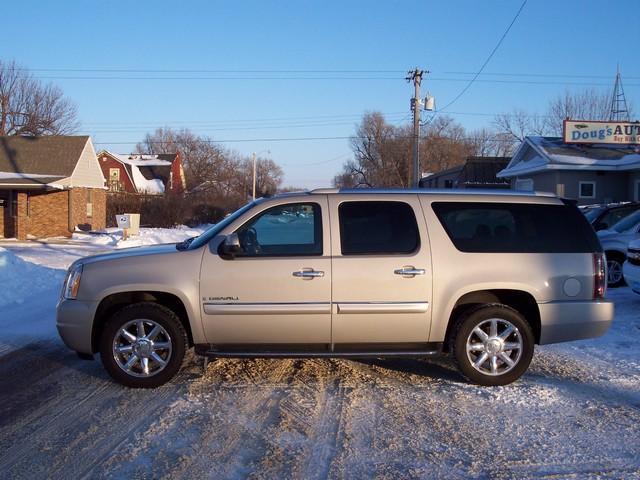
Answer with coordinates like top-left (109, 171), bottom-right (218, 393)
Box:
top-left (452, 304), bottom-right (534, 386)
top-left (99, 302), bottom-right (187, 388)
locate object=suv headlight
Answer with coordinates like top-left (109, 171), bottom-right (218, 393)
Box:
top-left (63, 264), bottom-right (83, 300)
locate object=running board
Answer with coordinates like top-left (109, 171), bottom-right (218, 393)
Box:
top-left (195, 344), bottom-right (443, 359)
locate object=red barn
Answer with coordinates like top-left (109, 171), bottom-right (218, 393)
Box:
top-left (97, 150), bottom-right (186, 195)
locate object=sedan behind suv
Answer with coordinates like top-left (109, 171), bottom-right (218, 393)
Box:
top-left (598, 210), bottom-right (640, 287)
top-left (583, 202), bottom-right (640, 232)
top-left (623, 238), bottom-right (640, 295)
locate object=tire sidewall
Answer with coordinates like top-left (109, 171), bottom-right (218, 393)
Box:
top-left (453, 305), bottom-right (534, 386)
top-left (99, 303), bottom-right (187, 388)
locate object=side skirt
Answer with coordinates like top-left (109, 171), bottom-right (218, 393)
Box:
top-left (194, 342), bottom-right (444, 359)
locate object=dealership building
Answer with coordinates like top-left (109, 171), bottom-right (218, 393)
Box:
top-left (497, 121), bottom-right (640, 205)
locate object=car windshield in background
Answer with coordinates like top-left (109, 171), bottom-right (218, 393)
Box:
top-left (186, 201), bottom-right (257, 250)
top-left (611, 210), bottom-right (640, 233)
top-left (584, 207), bottom-right (605, 222)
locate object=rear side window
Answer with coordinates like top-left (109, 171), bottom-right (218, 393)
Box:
top-left (339, 201), bottom-right (420, 255)
top-left (432, 201), bottom-right (601, 253)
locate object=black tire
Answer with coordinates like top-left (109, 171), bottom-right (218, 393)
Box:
top-left (451, 304), bottom-right (534, 386)
top-left (605, 251), bottom-right (626, 288)
top-left (99, 302), bottom-right (188, 388)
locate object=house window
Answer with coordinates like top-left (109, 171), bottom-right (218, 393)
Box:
top-left (86, 189), bottom-right (93, 218)
top-left (109, 168), bottom-right (122, 192)
top-left (26, 193), bottom-right (30, 217)
top-left (444, 179), bottom-right (454, 189)
top-left (579, 181), bottom-right (596, 199)
top-left (10, 191), bottom-right (17, 218)
top-left (515, 178), bottom-right (534, 191)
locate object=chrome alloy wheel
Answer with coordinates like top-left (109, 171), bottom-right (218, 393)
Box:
top-left (466, 318), bottom-right (523, 376)
top-left (113, 319), bottom-right (172, 378)
top-left (607, 259), bottom-right (623, 285)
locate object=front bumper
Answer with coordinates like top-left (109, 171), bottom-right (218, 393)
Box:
top-left (538, 299), bottom-right (614, 345)
top-left (623, 261), bottom-right (640, 295)
top-left (56, 298), bottom-right (99, 354)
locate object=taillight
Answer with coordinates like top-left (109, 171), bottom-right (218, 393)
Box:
top-left (593, 252), bottom-right (606, 299)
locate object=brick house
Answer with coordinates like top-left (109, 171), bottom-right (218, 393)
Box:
top-left (0, 136), bottom-right (106, 240)
top-left (97, 151), bottom-right (186, 195)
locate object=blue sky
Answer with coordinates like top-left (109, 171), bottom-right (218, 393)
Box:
top-left (2, 1), bottom-right (639, 188)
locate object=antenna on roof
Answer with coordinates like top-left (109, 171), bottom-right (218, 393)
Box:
top-left (608, 65), bottom-right (630, 121)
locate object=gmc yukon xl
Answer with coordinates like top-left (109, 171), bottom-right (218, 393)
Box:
top-left (57, 189), bottom-right (614, 387)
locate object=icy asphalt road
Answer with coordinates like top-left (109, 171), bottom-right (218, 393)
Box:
top-left (1, 245), bottom-right (640, 479)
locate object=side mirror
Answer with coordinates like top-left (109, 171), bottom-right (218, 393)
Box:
top-left (219, 233), bottom-right (243, 259)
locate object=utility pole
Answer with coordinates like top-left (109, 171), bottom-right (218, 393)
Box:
top-left (252, 152), bottom-right (257, 200)
top-left (406, 68), bottom-right (424, 188)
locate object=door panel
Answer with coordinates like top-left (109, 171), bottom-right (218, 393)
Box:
top-left (199, 197), bottom-right (331, 345)
top-left (329, 195), bottom-right (433, 344)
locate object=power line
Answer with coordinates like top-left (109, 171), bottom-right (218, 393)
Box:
top-left (21, 67), bottom-right (640, 80)
top-left (28, 74), bottom-right (639, 88)
top-left (25, 68), bottom-right (407, 74)
top-left (446, 70), bottom-right (640, 80)
top-left (82, 115), bottom-right (409, 134)
top-left (437, 0), bottom-right (528, 113)
top-left (93, 134), bottom-right (522, 146)
top-left (80, 110), bottom-right (551, 129)
top-left (82, 112), bottom-right (406, 127)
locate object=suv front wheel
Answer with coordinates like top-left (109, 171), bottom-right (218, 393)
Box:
top-left (452, 304), bottom-right (534, 386)
top-left (99, 302), bottom-right (187, 388)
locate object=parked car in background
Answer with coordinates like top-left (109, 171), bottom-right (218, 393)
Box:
top-left (582, 202), bottom-right (640, 232)
top-left (598, 210), bottom-right (640, 287)
top-left (57, 189), bottom-right (613, 388)
top-left (622, 238), bottom-right (640, 295)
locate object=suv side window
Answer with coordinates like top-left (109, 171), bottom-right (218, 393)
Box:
top-left (339, 201), bottom-right (420, 255)
top-left (433, 202), bottom-right (600, 253)
top-left (236, 202), bottom-right (322, 257)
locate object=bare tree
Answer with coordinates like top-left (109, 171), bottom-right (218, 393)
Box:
top-left (544, 88), bottom-right (616, 135)
top-left (0, 60), bottom-right (78, 136)
top-left (334, 112), bottom-right (476, 188)
top-left (492, 87), bottom-right (632, 142)
top-left (493, 109), bottom-right (546, 143)
top-left (137, 127), bottom-right (283, 206)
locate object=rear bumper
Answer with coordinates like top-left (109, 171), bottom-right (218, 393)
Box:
top-left (56, 298), bottom-right (98, 354)
top-left (538, 299), bottom-right (614, 345)
top-left (623, 261), bottom-right (640, 295)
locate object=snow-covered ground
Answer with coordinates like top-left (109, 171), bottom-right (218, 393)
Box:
top-left (0, 232), bottom-right (639, 479)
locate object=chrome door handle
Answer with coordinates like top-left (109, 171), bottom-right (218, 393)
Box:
top-left (293, 269), bottom-right (324, 278)
top-left (394, 267), bottom-right (426, 277)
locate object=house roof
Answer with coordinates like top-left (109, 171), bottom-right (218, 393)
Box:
top-left (459, 156), bottom-right (511, 186)
top-left (420, 156), bottom-right (511, 187)
top-left (498, 136), bottom-right (640, 178)
top-left (0, 136), bottom-right (90, 177)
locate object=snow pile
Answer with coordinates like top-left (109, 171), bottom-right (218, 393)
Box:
top-left (73, 225), bottom-right (209, 249)
top-left (0, 247), bottom-right (65, 309)
top-left (130, 164), bottom-right (165, 194)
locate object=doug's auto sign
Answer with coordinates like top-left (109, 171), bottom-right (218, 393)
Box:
top-left (563, 120), bottom-right (640, 145)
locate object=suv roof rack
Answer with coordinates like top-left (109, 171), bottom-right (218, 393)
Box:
top-left (308, 187), bottom-right (556, 197)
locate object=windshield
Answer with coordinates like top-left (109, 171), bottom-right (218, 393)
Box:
top-left (611, 209), bottom-right (640, 233)
top-left (186, 201), bottom-right (258, 250)
top-left (583, 207), bottom-right (605, 222)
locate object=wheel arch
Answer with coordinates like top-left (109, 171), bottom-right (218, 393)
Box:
top-left (442, 289), bottom-right (541, 352)
top-left (92, 291), bottom-right (194, 353)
